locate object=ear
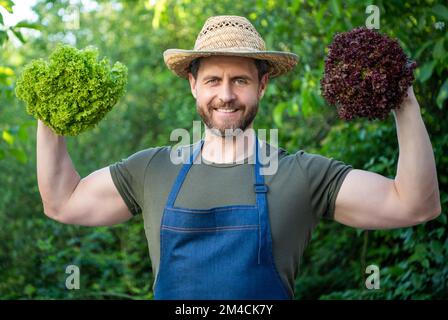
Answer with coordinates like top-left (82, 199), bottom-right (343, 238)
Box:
top-left (258, 73), bottom-right (269, 99)
top-left (188, 73), bottom-right (197, 99)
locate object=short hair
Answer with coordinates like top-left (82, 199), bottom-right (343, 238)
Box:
top-left (188, 57), bottom-right (270, 82)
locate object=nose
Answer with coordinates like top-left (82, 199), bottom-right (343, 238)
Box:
top-left (217, 81), bottom-right (236, 104)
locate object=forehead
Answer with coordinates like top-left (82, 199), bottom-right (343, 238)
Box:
top-left (198, 56), bottom-right (257, 76)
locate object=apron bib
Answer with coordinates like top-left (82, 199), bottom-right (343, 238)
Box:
top-left (154, 138), bottom-right (290, 300)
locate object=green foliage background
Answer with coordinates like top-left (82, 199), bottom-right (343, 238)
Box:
top-left (0, 0), bottom-right (446, 299)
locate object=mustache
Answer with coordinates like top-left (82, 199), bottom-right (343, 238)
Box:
top-left (208, 101), bottom-right (244, 110)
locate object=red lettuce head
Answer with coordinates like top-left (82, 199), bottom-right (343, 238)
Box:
top-left (320, 27), bottom-right (417, 121)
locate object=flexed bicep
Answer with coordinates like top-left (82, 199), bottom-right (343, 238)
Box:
top-left (333, 169), bottom-right (427, 230)
top-left (53, 167), bottom-right (133, 226)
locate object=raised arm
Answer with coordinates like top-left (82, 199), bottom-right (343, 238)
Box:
top-left (37, 120), bottom-right (133, 226)
top-left (334, 86), bottom-right (441, 229)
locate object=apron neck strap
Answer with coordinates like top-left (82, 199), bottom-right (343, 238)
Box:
top-left (166, 137), bottom-right (267, 208)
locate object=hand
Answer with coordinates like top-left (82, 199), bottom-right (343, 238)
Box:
top-left (400, 85), bottom-right (417, 106)
top-left (38, 119), bottom-right (56, 135)
top-left (393, 85), bottom-right (420, 116)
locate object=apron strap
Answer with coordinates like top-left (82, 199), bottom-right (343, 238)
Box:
top-left (165, 140), bottom-right (204, 208)
top-left (253, 138), bottom-right (269, 265)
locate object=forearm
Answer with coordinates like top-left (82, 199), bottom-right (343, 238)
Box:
top-left (36, 120), bottom-right (81, 216)
top-left (392, 88), bottom-right (441, 217)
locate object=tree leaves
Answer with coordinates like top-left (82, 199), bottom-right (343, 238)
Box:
top-left (0, 0), bottom-right (14, 13)
top-left (0, 30), bottom-right (6, 46)
top-left (417, 61), bottom-right (436, 83)
top-left (436, 78), bottom-right (448, 109)
top-left (431, 4), bottom-right (448, 21)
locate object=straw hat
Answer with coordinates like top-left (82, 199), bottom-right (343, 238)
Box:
top-left (163, 15), bottom-right (299, 79)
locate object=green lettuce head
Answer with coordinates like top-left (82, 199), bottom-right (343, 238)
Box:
top-left (15, 44), bottom-right (128, 135)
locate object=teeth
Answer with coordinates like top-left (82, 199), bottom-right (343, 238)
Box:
top-left (216, 109), bottom-right (236, 113)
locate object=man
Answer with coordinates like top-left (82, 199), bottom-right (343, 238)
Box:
top-left (37, 15), bottom-right (441, 299)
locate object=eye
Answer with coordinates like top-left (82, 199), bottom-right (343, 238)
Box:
top-left (207, 79), bottom-right (218, 84)
top-left (235, 79), bottom-right (248, 85)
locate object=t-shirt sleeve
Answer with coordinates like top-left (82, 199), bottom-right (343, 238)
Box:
top-left (108, 147), bottom-right (162, 216)
top-left (295, 150), bottom-right (353, 221)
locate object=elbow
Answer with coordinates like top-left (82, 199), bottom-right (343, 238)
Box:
top-left (43, 206), bottom-right (61, 222)
top-left (43, 203), bottom-right (70, 224)
top-left (411, 202), bottom-right (442, 224)
top-left (428, 202), bottom-right (442, 221)
top-left (407, 185), bottom-right (443, 224)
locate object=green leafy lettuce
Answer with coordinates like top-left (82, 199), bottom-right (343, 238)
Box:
top-left (15, 44), bottom-right (128, 135)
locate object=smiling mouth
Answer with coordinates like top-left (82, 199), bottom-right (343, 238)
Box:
top-left (213, 108), bottom-right (240, 113)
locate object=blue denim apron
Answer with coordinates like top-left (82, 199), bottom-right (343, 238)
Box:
top-left (154, 138), bottom-right (290, 300)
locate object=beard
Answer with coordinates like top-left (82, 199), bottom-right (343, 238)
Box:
top-left (196, 99), bottom-right (259, 137)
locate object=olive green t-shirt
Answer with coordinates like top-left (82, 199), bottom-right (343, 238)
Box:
top-left (109, 140), bottom-right (353, 298)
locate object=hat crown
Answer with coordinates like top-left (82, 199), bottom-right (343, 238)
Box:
top-left (194, 15), bottom-right (266, 52)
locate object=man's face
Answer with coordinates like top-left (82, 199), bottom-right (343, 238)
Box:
top-left (188, 56), bottom-right (269, 136)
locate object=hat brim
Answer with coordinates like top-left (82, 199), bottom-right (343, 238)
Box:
top-left (163, 49), bottom-right (299, 79)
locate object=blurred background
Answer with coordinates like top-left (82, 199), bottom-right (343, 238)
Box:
top-left (0, 0), bottom-right (446, 299)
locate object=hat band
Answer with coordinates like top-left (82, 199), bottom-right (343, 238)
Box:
top-left (192, 47), bottom-right (263, 53)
